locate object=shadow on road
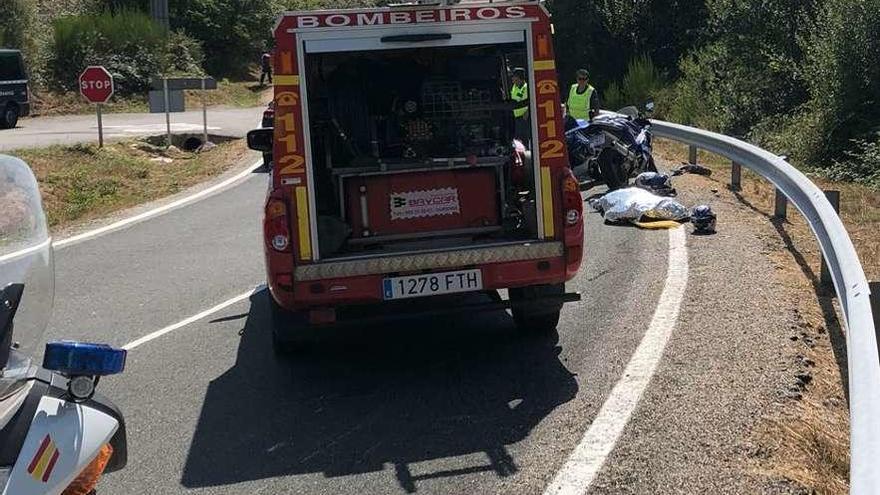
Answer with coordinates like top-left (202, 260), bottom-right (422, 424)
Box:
top-left (180, 290), bottom-right (578, 493)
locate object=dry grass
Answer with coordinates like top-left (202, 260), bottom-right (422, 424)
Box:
top-left (29, 81), bottom-right (271, 117)
top-left (655, 138), bottom-right (855, 494)
top-left (655, 139), bottom-right (880, 281)
top-left (10, 138), bottom-right (248, 230)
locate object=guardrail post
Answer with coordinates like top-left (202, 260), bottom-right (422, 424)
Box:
top-left (730, 161), bottom-right (742, 191)
top-left (688, 145), bottom-right (698, 165)
top-left (871, 281), bottom-right (880, 364)
top-left (820, 190), bottom-right (841, 287)
top-left (774, 188), bottom-right (788, 219)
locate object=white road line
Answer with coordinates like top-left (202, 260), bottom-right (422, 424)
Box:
top-left (544, 226), bottom-right (689, 495)
top-left (54, 158), bottom-right (262, 249)
top-left (122, 285), bottom-right (265, 351)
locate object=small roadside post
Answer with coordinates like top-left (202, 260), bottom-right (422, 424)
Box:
top-left (78, 66), bottom-right (114, 148)
top-left (149, 77), bottom-right (217, 149)
top-left (820, 190), bottom-right (841, 288)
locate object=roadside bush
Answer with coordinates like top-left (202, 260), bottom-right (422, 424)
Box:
top-left (169, 0), bottom-right (277, 78)
top-left (666, 0), bottom-right (812, 136)
top-left (0, 0), bottom-right (40, 81)
top-left (825, 136), bottom-right (880, 187)
top-left (798, 0), bottom-right (880, 164)
top-left (49, 10), bottom-right (204, 95)
top-left (601, 55), bottom-right (668, 118)
top-left (51, 10), bottom-right (164, 93)
top-left (161, 31), bottom-right (205, 77)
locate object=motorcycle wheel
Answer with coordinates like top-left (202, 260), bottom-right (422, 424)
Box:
top-left (598, 148), bottom-right (628, 191)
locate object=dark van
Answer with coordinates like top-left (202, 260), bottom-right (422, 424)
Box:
top-left (0, 49), bottom-right (30, 129)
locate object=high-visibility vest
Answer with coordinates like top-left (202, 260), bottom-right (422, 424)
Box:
top-left (511, 83), bottom-right (529, 118)
top-left (568, 84), bottom-right (595, 120)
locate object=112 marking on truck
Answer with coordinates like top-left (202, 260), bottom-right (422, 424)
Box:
top-left (247, 0), bottom-right (585, 352)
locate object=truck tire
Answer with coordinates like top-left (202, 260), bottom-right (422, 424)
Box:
top-left (510, 284), bottom-right (564, 334)
top-left (269, 295), bottom-right (314, 356)
top-left (1, 104), bottom-right (19, 129)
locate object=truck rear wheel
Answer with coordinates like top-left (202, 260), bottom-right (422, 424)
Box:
top-left (269, 295), bottom-right (314, 356)
top-left (1, 104), bottom-right (19, 129)
top-left (509, 284), bottom-right (564, 334)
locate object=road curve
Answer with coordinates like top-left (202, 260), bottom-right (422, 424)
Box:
top-left (43, 156), bottom-right (674, 494)
top-left (0, 107), bottom-right (262, 151)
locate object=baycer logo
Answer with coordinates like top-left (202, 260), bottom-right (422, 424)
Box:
top-left (390, 188), bottom-right (460, 220)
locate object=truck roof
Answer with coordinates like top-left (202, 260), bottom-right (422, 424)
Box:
top-left (283, 0), bottom-right (542, 15)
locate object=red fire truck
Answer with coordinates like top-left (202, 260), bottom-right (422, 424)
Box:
top-left (248, 0), bottom-right (584, 353)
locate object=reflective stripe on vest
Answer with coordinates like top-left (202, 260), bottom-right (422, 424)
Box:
top-left (511, 83), bottom-right (528, 118)
top-left (568, 84), bottom-right (594, 120)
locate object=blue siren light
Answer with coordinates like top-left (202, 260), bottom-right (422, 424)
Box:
top-left (43, 342), bottom-right (127, 376)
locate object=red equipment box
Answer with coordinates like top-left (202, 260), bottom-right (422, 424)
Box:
top-left (345, 167), bottom-right (500, 239)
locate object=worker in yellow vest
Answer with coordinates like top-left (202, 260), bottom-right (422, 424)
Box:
top-left (510, 68), bottom-right (530, 143)
top-left (566, 69), bottom-right (599, 121)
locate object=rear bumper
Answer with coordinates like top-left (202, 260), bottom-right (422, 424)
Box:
top-left (293, 242), bottom-right (564, 281)
top-left (269, 242), bottom-right (572, 310)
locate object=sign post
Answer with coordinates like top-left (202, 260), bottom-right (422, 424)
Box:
top-left (163, 78), bottom-right (172, 148)
top-left (201, 78), bottom-right (208, 145)
top-left (78, 66), bottom-right (114, 148)
top-left (149, 77), bottom-right (217, 148)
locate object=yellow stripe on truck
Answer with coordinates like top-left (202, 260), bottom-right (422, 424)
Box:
top-left (275, 75), bottom-right (300, 86)
top-left (533, 59), bottom-right (556, 71)
top-left (295, 186), bottom-right (312, 260)
top-left (541, 167), bottom-right (555, 238)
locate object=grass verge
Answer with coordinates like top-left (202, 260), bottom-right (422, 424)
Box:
top-left (655, 139), bottom-right (879, 280)
top-left (655, 138), bottom-right (857, 494)
top-left (29, 80), bottom-right (272, 117)
top-left (11, 138), bottom-right (249, 231)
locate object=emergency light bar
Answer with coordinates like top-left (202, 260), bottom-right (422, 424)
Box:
top-left (43, 342), bottom-right (127, 376)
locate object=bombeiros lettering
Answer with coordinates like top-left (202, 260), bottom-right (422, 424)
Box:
top-left (294, 5), bottom-right (528, 29)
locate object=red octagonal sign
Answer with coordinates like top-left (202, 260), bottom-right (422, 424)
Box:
top-left (79, 66), bottom-right (114, 104)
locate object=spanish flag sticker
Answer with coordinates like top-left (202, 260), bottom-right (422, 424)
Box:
top-left (27, 434), bottom-right (60, 483)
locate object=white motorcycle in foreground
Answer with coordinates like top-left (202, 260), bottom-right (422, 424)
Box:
top-left (0, 155), bottom-right (127, 495)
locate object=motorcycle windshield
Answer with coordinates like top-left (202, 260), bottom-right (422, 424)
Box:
top-left (0, 155), bottom-right (54, 399)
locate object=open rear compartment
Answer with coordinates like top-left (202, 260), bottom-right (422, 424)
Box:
top-left (303, 36), bottom-right (540, 260)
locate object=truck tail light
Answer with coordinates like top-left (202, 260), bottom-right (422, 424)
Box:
top-left (265, 199), bottom-right (291, 252)
top-left (561, 168), bottom-right (584, 278)
top-left (562, 169), bottom-right (583, 226)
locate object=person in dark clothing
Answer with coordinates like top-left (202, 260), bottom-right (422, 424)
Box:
top-left (260, 52), bottom-right (273, 86)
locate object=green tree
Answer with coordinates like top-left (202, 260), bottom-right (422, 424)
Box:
top-left (668, 0), bottom-right (814, 134)
top-left (549, 0), bottom-right (706, 89)
top-left (170, 0), bottom-right (277, 77)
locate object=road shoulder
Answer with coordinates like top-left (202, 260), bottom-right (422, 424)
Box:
top-left (590, 171), bottom-right (848, 493)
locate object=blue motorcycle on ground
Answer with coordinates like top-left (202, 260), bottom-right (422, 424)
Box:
top-left (565, 101), bottom-right (657, 191)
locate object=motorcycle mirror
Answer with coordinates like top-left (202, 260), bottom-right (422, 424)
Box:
top-left (645, 100), bottom-right (655, 113)
top-left (247, 128), bottom-right (274, 153)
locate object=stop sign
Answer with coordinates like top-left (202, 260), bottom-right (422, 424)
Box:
top-left (79, 66), bottom-right (114, 104)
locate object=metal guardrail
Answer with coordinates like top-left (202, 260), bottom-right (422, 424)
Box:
top-left (649, 119), bottom-right (880, 494)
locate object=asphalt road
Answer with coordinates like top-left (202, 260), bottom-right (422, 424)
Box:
top-left (41, 159), bottom-right (674, 494)
top-left (0, 107), bottom-right (261, 151)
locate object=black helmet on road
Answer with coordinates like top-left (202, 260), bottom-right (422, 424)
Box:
top-left (691, 205), bottom-right (717, 234)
